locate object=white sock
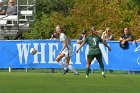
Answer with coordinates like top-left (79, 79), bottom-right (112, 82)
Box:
top-left (58, 62), bottom-right (67, 70)
top-left (68, 65), bottom-right (78, 74)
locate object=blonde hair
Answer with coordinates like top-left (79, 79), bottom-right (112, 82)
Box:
top-left (105, 27), bottom-right (111, 32)
top-left (8, 0), bottom-right (15, 5)
top-left (56, 25), bottom-right (63, 31)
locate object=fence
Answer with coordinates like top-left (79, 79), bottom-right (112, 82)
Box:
top-left (0, 0), bottom-right (36, 39)
top-left (0, 40), bottom-right (140, 72)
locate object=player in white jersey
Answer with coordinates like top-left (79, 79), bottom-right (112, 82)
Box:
top-left (55, 25), bottom-right (79, 75)
top-left (60, 33), bottom-right (72, 57)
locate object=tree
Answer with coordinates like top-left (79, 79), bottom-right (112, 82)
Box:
top-left (24, 0), bottom-right (140, 39)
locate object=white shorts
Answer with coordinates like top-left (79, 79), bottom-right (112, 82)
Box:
top-left (62, 46), bottom-right (72, 57)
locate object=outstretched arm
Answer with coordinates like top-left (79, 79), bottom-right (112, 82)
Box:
top-left (136, 39), bottom-right (140, 42)
top-left (102, 41), bottom-right (111, 51)
top-left (76, 42), bottom-right (86, 53)
top-left (101, 32), bottom-right (106, 40)
top-left (133, 39), bottom-right (140, 44)
top-left (77, 39), bottom-right (83, 44)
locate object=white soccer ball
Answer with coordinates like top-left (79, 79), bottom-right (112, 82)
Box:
top-left (30, 48), bottom-right (37, 55)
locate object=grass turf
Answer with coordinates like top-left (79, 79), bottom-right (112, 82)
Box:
top-left (0, 72), bottom-right (140, 93)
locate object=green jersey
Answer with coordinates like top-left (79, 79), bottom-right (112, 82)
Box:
top-left (84, 35), bottom-right (103, 55)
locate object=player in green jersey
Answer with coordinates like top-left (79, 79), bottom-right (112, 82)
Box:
top-left (76, 27), bottom-right (111, 78)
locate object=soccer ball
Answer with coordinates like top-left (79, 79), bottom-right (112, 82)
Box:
top-left (30, 48), bottom-right (37, 55)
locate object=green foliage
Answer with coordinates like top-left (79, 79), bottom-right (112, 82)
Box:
top-left (24, 13), bottom-right (54, 39)
top-left (24, 0), bottom-right (140, 40)
top-left (35, 0), bottom-right (74, 19)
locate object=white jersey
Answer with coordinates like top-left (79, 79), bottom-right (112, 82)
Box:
top-left (59, 33), bottom-right (72, 57)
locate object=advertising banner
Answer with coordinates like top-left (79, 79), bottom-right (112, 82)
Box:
top-left (0, 40), bottom-right (140, 71)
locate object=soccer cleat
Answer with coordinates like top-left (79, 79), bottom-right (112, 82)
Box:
top-left (62, 68), bottom-right (69, 75)
top-left (86, 75), bottom-right (89, 78)
top-left (102, 72), bottom-right (106, 78)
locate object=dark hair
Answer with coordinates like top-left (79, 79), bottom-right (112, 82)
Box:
top-left (53, 31), bottom-right (59, 38)
top-left (82, 29), bottom-right (86, 34)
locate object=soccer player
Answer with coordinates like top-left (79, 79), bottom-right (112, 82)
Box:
top-left (55, 25), bottom-right (79, 75)
top-left (76, 27), bottom-right (111, 78)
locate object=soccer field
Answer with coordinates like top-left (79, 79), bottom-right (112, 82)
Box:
top-left (0, 72), bottom-right (140, 93)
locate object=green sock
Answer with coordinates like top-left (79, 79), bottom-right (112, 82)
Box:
top-left (86, 68), bottom-right (90, 76)
top-left (99, 62), bottom-right (104, 72)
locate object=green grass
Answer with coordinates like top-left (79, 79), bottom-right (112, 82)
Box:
top-left (0, 72), bottom-right (140, 93)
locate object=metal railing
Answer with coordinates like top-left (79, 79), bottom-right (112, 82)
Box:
top-left (0, 0), bottom-right (36, 37)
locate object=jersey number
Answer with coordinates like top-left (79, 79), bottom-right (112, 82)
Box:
top-left (92, 38), bottom-right (97, 46)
